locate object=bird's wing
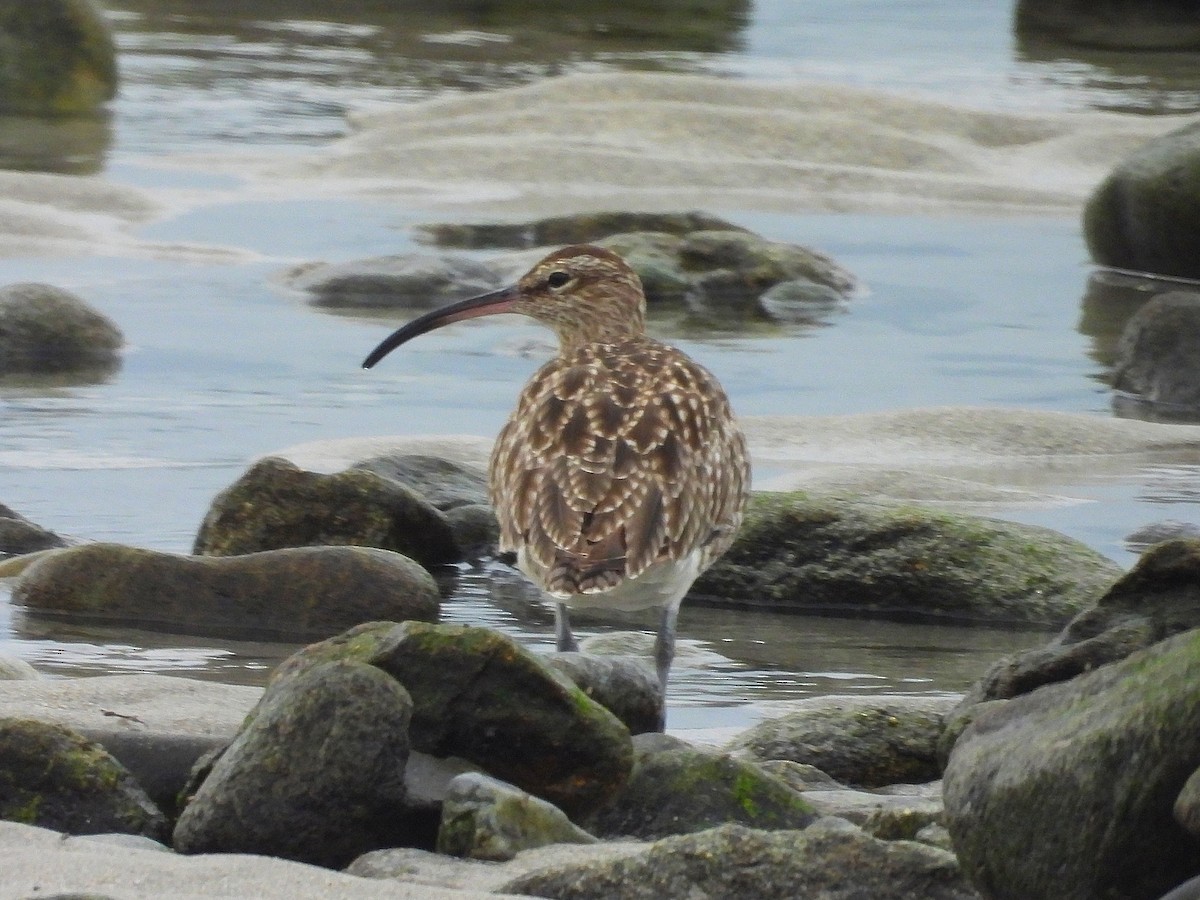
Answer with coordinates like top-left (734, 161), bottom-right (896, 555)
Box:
top-left (488, 339), bottom-right (750, 595)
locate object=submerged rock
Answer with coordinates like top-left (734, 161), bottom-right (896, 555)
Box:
top-left (0, 505), bottom-right (66, 557)
top-left (0, 718), bottom-right (165, 840)
top-left (1015, 0), bottom-right (1200, 50)
top-left (416, 211), bottom-right (747, 250)
top-left (174, 660), bottom-right (413, 868)
top-left (0, 283), bottom-right (122, 377)
top-left (286, 253), bottom-right (502, 309)
top-left (0, 0), bottom-right (118, 114)
top-left (944, 628), bottom-right (1200, 900)
top-left (693, 492), bottom-right (1118, 625)
top-left (1113, 291), bottom-right (1200, 410)
top-left (13, 543), bottom-right (438, 640)
top-left (194, 457), bottom-right (459, 568)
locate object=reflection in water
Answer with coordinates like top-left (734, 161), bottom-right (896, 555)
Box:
top-left (0, 112), bottom-right (113, 174)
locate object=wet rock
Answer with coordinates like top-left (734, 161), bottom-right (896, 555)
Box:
top-left (1113, 291), bottom-right (1200, 409)
top-left (1084, 120), bottom-right (1200, 279)
top-left (499, 819), bottom-right (978, 900)
top-left (598, 232), bottom-right (693, 303)
top-left (437, 772), bottom-right (597, 861)
top-left (285, 253), bottom-right (502, 309)
top-left (194, 457), bottom-right (459, 568)
top-left (943, 627), bottom-right (1200, 900)
top-left (757, 277), bottom-right (846, 324)
top-left (547, 652), bottom-right (663, 736)
top-left (174, 660), bottom-right (412, 868)
top-left (581, 733), bottom-right (816, 839)
top-left (1015, 0), bottom-right (1200, 50)
top-left (0, 656), bottom-right (39, 680)
top-left (954, 539), bottom-right (1200, 718)
top-left (693, 492), bottom-right (1118, 625)
top-left (0, 283), bottom-right (122, 377)
top-left (416, 211), bottom-right (747, 250)
top-left (0, 0), bottom-right (117, 114)
top-left (13, 543), bottom-right (438, 640)
top-left (272, 621), bottom-right (633, 817)
top-left (441, 504), bottom-right (500, 559)
top-left (0, 718), bottom-right (165, 840)
top-left (1128, 520), bottom-right (1200, 552)
top-left (0, 506), bottom-right (66, 557)
top-left (349, 453), bottom-right (490, 510)
top-left (1175, 767), bottom-right (1200, 839)
top-left (727, 695), bottom-right (955, 788)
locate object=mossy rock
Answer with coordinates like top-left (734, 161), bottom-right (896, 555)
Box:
top-left (0, 283), bottom-right (122, 377)
top-left (416, 211), bottom-right (747, 250)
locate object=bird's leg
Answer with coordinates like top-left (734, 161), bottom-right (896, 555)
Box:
top-left (653, 603), bottom-right (680, 700)
top-left (555, 602), bottom-right (579, 652)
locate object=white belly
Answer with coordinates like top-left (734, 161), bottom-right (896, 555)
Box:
top-left (518, 548), bottom-right (705, 613)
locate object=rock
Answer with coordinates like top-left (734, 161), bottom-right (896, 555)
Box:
top-left (1084, 121), bottom-right (1200, 279)
top-left (349, 454), bottom-right (490, 510)
top-left (597, 232), bottom-right (693, 303)
top-left (0, 718), bottom-right (165, 840)
top-left (1113, 291), bottom-right (1200, 409)
top-left (0, 0), bottom-right (117, 114)
top-left (437, 773), bottom-right (597, 861)
top-left (1175, 767), bottom-right (1200, 839)
top-left (955, 539), bottom-right (1200, 716)
top-left (693, 492), bottom-right (1118, 625)
top-left (581, 733), bottom-right (816, 839)
top-left (757, 277), bottom-right (846, 324)
top-left (194, 457), bottom-right (459, 568)
top-left (1015, 0), bottom-right (1200, 50)
top-left (1128, 520), bottom-right (1200, 552)
top-left (285, 253), bottom-right (502, 309)
top-left (271, 621), bottom-right (633, 817)
top-left (547, 652), bottom-right (663, 736)
top-left (0, 508), bottom-right (67, 556)
top-left (726, 695), bottom-right (955, 787)
top-left (792, 780), bottom-right (945, 830)
top-left (0, 656), bottom-right (39, 680)
top-left (13, 543), bottom-right (438, 640)
top-left (441, 504), bottom-right (500, 559)
top-left (174, 660), bottom-right (413, 868)
top-left (0, 283), bottom-right (122, 376)
top-left (944, 627), bottom-right (1200, 900)
top-left (415, 211), bottom-right (747, 250)
top-left (499, 819), bottom-right (979, 899)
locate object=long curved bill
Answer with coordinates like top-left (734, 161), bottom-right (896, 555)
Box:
top-left (361, 285), bottom-right (520, 369)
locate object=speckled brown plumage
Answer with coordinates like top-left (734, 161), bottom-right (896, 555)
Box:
top-left (363, 243), bottom-right (751, 703)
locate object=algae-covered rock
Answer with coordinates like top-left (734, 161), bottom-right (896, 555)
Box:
top-left (0, 718), bottom-right (165, 840)
top-left (726, 696), bottom-right (955, 788)
top-left (0, 0), bottom-right (117, 114)
top-left (416, 211), bottom-right (747, 250)
top-left (944, 628), bottom-right (1200, 900)
top-left (13, 543), bottom-right (438, 640)
top-left (174, 660), bottom-right (413, 868)
top-left (1084, 120), bottom-right (1200, 279)
top-left (582, 733), bottom-right (816, 839)
top-left (194, 457), bottom-right (459, 568)
top-left (0, 283), bottom-right (122, 377)
top-left (437, 772), bottom-right (597, 861)
top-left (547, 652), bottom-right (663, 736)
top-left (500, 819), bottom-right (978, 900)
top-left (693, 492), bottom-right (1120, 625)
top-left (0, 505), bottom-right (66, 557)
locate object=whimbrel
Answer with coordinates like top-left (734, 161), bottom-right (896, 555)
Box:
top-left (363, 244), bottom-right (750, 705)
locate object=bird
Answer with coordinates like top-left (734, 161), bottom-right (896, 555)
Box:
top-left (362, 244), bottom-right (750, 710)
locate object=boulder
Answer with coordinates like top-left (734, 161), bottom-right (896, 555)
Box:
top-left (349, 453), bottom-right (490, 510)
top-left (174, 660), bottom-right (413, 868)
top-left (13, 543), bottom-right (438, 640)
top-left (499, 819), bottom-right (979, 900)
top-left (727, 696), bottom-right (954, 787)
top-left (0, 718), bottom-right (165, 840)
top-left (693, 492), bottom-right (1118, 625)
top-left (1084, 121), bottom-right (1200, 279)
top-left (437, 773), bottom-right (597, 861)
top-left (581, 733), bottom-right (816, 839)
top-left (415, 211), bottom-right (747, 250)
top-left (1113, 291), bottom-right (1200, 409)
top-left (441, 504), bottom-right (500, 559)
top-left (286, 253), bottom-right (502, 309)
top-left (0, 656), bottom-right (39, 680)
top-left (0, 0), bottom-right (117, 114)
top-left (1015, 0), bottom-right (1200, 50)
top-left (547, 652), bottom-right (663, 736)
top-left (194, 457), bottom-right (459, 568)
top-left (955, 539), bottom-right (1200, 714)
top-left (0, 506), bottom-right (65, 556)
top-left (757, 277), bottom-right (846, 324)
top-left (944, 627), bottom-right (1200, 900)
top-left (0, 283), bottom-right (122, 376)
top-left (270, 621), bottom-right (633, 817)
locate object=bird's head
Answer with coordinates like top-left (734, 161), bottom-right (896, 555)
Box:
top-left (362, 244), bottom-right (646, 368)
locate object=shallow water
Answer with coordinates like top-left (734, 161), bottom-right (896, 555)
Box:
top-left (1, 1), bottom-right (1199, 729)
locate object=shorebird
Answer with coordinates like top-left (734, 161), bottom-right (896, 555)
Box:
top-left (363, 245), bottom-right (750, 705)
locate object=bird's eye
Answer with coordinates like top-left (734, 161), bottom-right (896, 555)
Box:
top-left (546, 271), bottom-right (571, 289)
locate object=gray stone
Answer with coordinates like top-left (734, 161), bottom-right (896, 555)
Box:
top-left (0, 718), bottom-right (166, 841)
top-left (1175, 766), bottom-right (1200, 839)
top-left (441, 504), bottom-right (500, 559)
top-left (944, 628), bottom-right (1200, 900)
top-left (350, 454), bottom-right (490, 510)
top-left (415, 211), bottom-right (747, 250)
top-left (437, 773), bottom-right (597, 861)
top-left (0, 283), bottom-right (122, 376)
top-left (194, 456), bottom-right (460, 568)
top-left (287, 253), bottom-right (502, 309)
top-left (14, 542), bottom-right (438, 641)
top-left (547, 652), bottom-right (663, 736)
top-left (757, 277), bottom-right (846, 323)
top-left (727, 695), bottom-right (956, 787)
top-left (174, 660), bottom-right (413, 868)
top-left (1114, 292), bottom-right (1200, 409)
top-left (694, 492), bottom-right (1118, 625)
top-left (0, 655), bottom-right (39, 680)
